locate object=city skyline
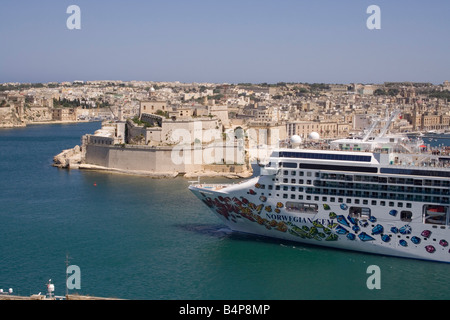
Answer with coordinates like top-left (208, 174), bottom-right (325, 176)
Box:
top-left (1, 0), bottom-right (449, 85)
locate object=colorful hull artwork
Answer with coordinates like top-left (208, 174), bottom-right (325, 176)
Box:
top-left (190, 180), bottom-right (450, 263)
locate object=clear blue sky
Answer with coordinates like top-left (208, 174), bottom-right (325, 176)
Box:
top-left (0, 0), bottom-right (449, 84)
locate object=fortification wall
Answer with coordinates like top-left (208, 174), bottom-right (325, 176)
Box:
top-left (84, 143), bottom-right (250, 177)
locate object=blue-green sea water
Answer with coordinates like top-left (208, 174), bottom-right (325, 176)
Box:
top-left (0, 123), bottom-right (449, 300)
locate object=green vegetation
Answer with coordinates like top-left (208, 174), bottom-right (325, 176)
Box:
top-left (429, 90), bottom-right (450, 100)
top-left (53, 98), bottom-right (82, 108)
top-left (155, 109), bottom-right (169, 118)
top-left (373, 88), bottom-right (399, 96)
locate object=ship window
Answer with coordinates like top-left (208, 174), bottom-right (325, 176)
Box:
top-left (400, 211), bottom-right (412, 222)
top-left (291, 194), bottom-right (296, 199)
top-left (380, 201), bottom-right (386, 206)
top-left (300, 163), bottom-right (377, 173)
top-left (389, 202), bottom-right (395, 207)
top-left (423, 205), bottom-right (448, 225)
top-left (282, 162), bottom-right (297, 168)
top-left (285, 202), bottom-right (318, 214)
top-left (349, 207), bottom-right (371, 219)
top-left (291, 187), bottom-right (296, 191)
top-left (283, 194), bottom-right (288, 199)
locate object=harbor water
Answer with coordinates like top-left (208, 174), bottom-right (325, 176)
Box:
top-left (0, 122), bottom-right (449, 300)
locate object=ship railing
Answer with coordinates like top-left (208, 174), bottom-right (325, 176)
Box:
top-left (388, 161), bottom-right (450, 169)
top-left (190, 183), bottom-right (231, 191)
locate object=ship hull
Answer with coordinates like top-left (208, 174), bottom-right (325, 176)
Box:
top-left (189, 178), bottom-right (450, 263)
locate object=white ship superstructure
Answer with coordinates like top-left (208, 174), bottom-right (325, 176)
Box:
top-left (189, 112), bottom-right (450, 263)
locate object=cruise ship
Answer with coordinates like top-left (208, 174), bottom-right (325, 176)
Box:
top-left (189, 113), bottom-right (450, 263)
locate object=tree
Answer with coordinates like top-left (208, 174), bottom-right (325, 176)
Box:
top-left (374, 89), bottom-right (386, 96)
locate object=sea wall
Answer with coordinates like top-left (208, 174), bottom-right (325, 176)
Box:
top-left (83, 143), bottom-right (252, 178)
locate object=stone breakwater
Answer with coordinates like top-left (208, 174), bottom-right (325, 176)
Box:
top-left (53, 145), bottom-right (83, 169)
